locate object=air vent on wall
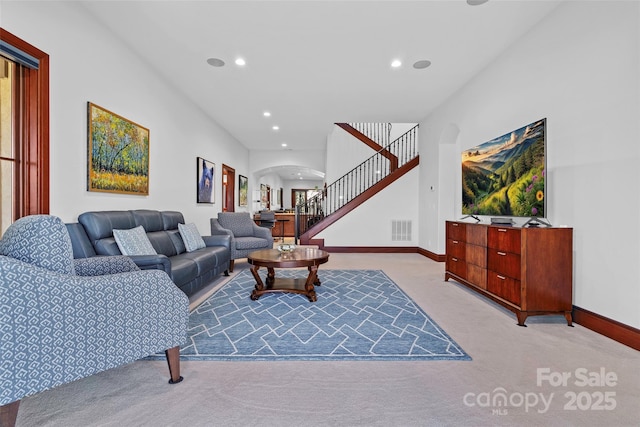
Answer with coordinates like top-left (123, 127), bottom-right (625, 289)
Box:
top-left (391, 220), bottom-right (412, 242)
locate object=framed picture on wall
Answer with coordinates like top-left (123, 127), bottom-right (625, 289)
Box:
top-left (87, 102), bottom-right (150, 195)
top-left (260, 184), bottom-right (267, 208)
top-left (239, 175), bottom-right (248, 207)
top-left (197, 157), bottom-right (215, 203)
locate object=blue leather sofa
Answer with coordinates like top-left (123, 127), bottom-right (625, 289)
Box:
top-left (66, 210), bottom-right (231, 296)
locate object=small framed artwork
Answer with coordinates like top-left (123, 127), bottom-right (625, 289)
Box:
top-left (87, 102), bottom-right (150, 195)
top-left (238, 175), bottom-right (248, 206)
top-left (260, 184), bottom-right (267, 208)
top-left (197, 157), bottom-right (215, 203)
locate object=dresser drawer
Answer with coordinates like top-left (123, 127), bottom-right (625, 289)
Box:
top-left (446, 238), bottom-right (466, 260)
top-left (447, 255), bottom-right (467, 279)
top-left (467, 264), bottom-right (487, 289)
top-left (466, 244), bottom-right (487, 268)
top-left (488, 226), bottom-right (521, 254)
top-left (466, 224), bottom-right (487, 246)
top-left (488, 249), bottom-right (521, 280)
top-left (487, 271), bottom-right (521, 306)
top-left (446, 222), bottom-right (466, 241)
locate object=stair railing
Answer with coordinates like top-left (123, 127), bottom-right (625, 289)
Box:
top-left (348, 123), bottom-right (392, 147)
top-left (296, 124), bottom-right (418, 240)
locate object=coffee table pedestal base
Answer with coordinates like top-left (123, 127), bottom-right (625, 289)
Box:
top-left (250, 265), bottom-right (321, 302)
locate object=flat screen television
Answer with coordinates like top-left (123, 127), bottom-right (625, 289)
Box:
top-left (461, 118), bottom-right (546, 221)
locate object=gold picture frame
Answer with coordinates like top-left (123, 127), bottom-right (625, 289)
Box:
top-left (87, 102), bottom-right (150, 195)
top-left (239, 175), bottom-right (248, 207)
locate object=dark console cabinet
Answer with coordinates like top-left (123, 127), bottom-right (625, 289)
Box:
top-left (445, 221), bottom-right (573, 326)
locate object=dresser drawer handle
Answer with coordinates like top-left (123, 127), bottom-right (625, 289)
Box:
top-left (497, 251), bottom-right (507, 256)
top-left (497, 275), bottom-right (506, 280)
top-left (452, 223), bottom-right (459, 227)
top-left (498, 228), bottom-right (507, 232)
top-left (453, 240), bottom-right (459, 244)
top-left (451, 257), bottom-right (458, 262)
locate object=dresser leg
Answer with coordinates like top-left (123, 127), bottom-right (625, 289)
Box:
top-left (516, 312), bottom-right (528, 327)
top-left (564, 311), bottom-right (574, 327)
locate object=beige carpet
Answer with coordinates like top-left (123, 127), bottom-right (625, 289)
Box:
top-left (16, 253), bottom-right (640, 426)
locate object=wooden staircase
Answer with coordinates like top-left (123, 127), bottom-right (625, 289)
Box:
top-left (298, 123), bottom-right (419, 247)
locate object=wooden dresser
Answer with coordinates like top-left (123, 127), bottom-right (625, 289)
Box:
top-left (445, 220), bottom-right (573, 326)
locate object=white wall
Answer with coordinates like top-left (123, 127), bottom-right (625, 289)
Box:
top-left (320, 123), bottom-right (420, 246)
top-left (420, 1), bottom-right (640, 328)
top-left (251, 172), bottom-right (282, 212)
top-left (3, 1), bottom-right (249, 234)
top-left (325, 125), bottom-right (378, 183)
top-left (316, 168), bottom-right (419, 247)
top-left (389, 123), bottom-right (418, 142)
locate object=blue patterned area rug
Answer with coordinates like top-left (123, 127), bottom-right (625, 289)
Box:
top-left (150, 269), bottom-right (470, 361)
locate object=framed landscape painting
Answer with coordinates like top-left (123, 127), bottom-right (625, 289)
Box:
top-left (239, 175), bottom-right (248, 206)
top-left (87, 103), bottom-right (149, 195)
top-left (197, 157), bottom-right (215, 204)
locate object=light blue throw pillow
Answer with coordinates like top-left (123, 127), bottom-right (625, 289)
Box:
top-left (113, 225), bottom-right (157, 256)
top-left (178, 223), bottom-right (206, 252)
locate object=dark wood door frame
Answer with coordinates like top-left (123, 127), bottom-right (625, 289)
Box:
top-left (222, 164), bottom-right (235, 212)
top-left (266, 185), bottom-right (271, 210)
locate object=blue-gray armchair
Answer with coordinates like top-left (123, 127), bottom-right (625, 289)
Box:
top-left (210, 212), bottom-right (274, 272)
top-left (0, 215), bottom-right (189, 427)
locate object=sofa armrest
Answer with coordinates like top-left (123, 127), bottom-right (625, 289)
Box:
top-left (128, 254), bottom-right (172, 275)
top-left (73, 255), bottom-right (139, 276)
top-left (202, 234), bottom-right (231, 251)
top-left (252, 224), bottom-right (274, 241)
top-left (210, 219), bottom-right (233, 236)
top-left (66, 223), bottom-right (97, 259)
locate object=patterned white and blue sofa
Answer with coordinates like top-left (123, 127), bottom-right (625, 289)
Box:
top-left (0, 215), bottom-right (189, 427)
top-left (67, 210), bottom-right (231, 296)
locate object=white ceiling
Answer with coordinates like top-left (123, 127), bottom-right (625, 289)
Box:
top-left (79, 0), bottom-right (561, 178)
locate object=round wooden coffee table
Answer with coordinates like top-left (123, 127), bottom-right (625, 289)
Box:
top-left (247, 247), bottom-right (330, 302)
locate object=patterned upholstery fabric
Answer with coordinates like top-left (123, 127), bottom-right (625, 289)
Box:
top-left (113, 225), bottom-right (158, 256)
top-left (217, 212), bottom-right (256, 237)
top-left (0, 215), bottom-right (75, 275)
top-left (73, 255), bottom-right (140, 276)
top-left (178, 223), bottom-right (206, 252)
top-left (0, 215), bottom-right (189, 407)
top-left (210, 212), bottom-right (273, 263)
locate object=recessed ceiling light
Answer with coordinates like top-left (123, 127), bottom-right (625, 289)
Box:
top-left (272, 125), bottom-right (279, 131)
top-left (391, 59), bottom-right (402, 68)
top-left (467, 0), bottom-right (489, 5)
top-left (263, 111), bottom-right (271, 117)
top-left (235, 58), bottom-right (246, 66)
top-left (206, 58), bottom-right (225, 67)
top-left (413, 60), bottom-right (432, 69)
top-left (281, 143), bottom-right (287, 147)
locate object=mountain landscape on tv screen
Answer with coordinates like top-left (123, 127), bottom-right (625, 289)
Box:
top-left (462, 119), bottom-right (546, 217)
